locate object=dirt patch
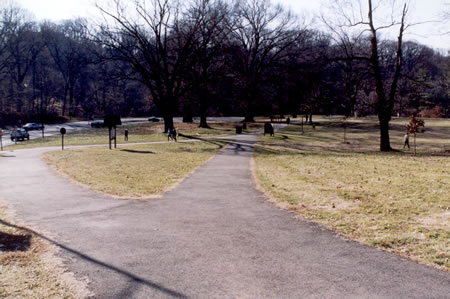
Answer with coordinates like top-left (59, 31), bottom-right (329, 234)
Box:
top-left (420, 211), bottom-right (450, 230)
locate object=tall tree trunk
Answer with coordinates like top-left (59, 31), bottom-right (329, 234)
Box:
top-left (162, 98), bottom-right (174, 133)
top-left (368, 2), bottom-right (391, 151)
top-left (16, 85), bottom-right (24, 113)
top-left (244, 96), bottom-right (256, 122)
top-left (243, 82), bottom-right (256, 122)
top-left (244, 114), bottom-right (255, 122)
top-left (379, 116), bottom-right (391, 151)
top-left (198, 93), bottom-right (209, 128)
top-left (367, 0), bottom-right (407, 152)
top-left (182, 106), bottom-right (193, 123)
top-left (199, 112), bottom-right (208, 128)
top-left (164, 115), bottom-right (174, 133)
top-left (69, 87), bottom-right (74, 118)
top-left (62, 87), bottom-right (68, 116)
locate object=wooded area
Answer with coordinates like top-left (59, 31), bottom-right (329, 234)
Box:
top-left (0, 0), bottom-right (449, 150)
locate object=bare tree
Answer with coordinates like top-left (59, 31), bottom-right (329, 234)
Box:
top-left (283, 30), bottom-right (331, 118)
top-left (444, 2), bottom-right (450, 19)
top-left (0, 6), bottom-right (14, 75)
top-left (328, 36), bottom-right (372, 117)
top-left (186, 0), bottom-right (229, 128)
top-left (2, 7), bottom-right (43, 113)
top-left (0, 6), bottom-right (15, 112)
top-left (42, 19), bottom-right (92, 117)
top-left (323, 0), bottom-right (410, 151)
top-left (96, 0), bottom-right (203, 131)
top-left (227, 0), bottom-right (301, 122)
top-left (442, 2), bottom-right (450, 34)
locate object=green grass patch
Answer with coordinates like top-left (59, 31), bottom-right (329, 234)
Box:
top-left (43, 140), bottom-right (228, 198)
top-left (7, 121), bottom-right (262, 150)
top-left (254, 116), bottom-right (450, 271)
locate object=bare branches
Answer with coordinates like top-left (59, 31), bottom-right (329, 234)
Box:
top-left (441, 2), bottom-right (450, 34)
top-left (224, 0), bottom-right (303, 120)
top-left (95, 0), bottom-right (230, 129)
top-left (322, 0), bottom-right (411, 151)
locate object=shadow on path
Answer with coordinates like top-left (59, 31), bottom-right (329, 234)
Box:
top-left (178, 133), bottom-right (229, 149)
top-left (0, 219), bottom-right (186, 298)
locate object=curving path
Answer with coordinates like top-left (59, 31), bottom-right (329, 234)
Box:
top-left (0, 135), bottom-right (449, 298)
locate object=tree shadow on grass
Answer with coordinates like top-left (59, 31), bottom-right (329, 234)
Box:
top-left (273, 129), bottom-right (342, 143)
top-left (0, 219), bottom-right (186, 298)
top-left (254, 142), bottom-right (450, 159)
top-left (120, 149), bottom-right (155, 154)
top-left (280, 135), bottom-right (289, 142)
top-left (178, 133), bottom-right (228, 150)
top-left (228, 142), bottom-right (253, 155)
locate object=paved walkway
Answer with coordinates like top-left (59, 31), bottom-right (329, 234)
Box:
top-left (0, 135), bottom-right (449, 298)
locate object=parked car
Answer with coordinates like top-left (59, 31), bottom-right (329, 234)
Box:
top-left (23, 123), bottom-right (44, 131)
top-left (91, 120), bottom-right (105, 128)
top-left (10, 129), bottom-right (30, 141)
top-left (148, 117), bottom-right (161, 122)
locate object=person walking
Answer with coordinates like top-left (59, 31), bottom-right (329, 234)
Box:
top-left (124, 129), bottom-right (129, 141)
top-left (403, 133), bottom-right (410, 149)
top-left (172, 127), bottom-right (177, 142)
top-left (168, 128), bottom-right (172, 141)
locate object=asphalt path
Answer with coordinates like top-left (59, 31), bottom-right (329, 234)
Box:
top-left (0, 133), bottom-right (449, 298)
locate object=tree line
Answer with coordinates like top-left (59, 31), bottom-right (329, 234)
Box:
top-left (0, 0), bottom-right (449, 150)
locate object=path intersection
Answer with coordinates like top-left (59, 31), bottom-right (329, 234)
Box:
top-left (0, 134), bottom-right (449, 298)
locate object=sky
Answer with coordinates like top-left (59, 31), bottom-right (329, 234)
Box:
top-left (13, 0), bottom-right (450, 52)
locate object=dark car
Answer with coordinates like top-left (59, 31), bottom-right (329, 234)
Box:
top-left (10, 129), bottom-right (30, 141)
top-left (148, 117), bottom-right (161, 122)
top-left (23, 123), bottom-right (44, 131)
top-left (91, 120), bottom-right (105, 128)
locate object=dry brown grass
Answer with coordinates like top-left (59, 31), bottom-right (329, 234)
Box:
top-left (0, 202), bottom-right (89, 298)
top-left (254, 116), bottom-right (450, 271)
top-left (43, 140), bottom-right (228, 199)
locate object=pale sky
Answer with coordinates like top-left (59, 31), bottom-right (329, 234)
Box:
top-left (13, 0), bottom-right (450, 51)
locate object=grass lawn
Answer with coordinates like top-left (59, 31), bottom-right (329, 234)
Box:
top-left (7, 120), bottom-right (263, 150)
top-left (44, 140), bottom-right (228, 198)
top-left (0, 203), bottom-right (82, 298)
top-left (254, 116), bottom-right (450, 271)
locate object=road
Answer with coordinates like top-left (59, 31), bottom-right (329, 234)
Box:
top-left (0, 133), bottom-right (448, 298)
top-left (0, 117), bottom-right (245, 148)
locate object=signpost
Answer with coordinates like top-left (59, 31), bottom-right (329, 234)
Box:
top-left (60, 127), bottom-right (66, 150)
top-left (112, 127), bottom-right (117, 148)
top-left (104, 115), bottom-right (121, 150)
